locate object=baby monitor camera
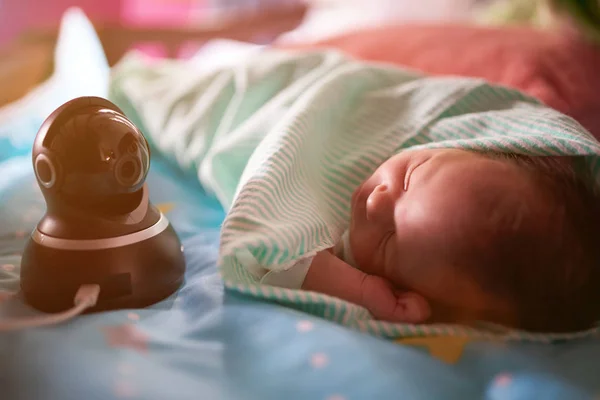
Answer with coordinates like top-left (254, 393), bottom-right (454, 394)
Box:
top-left (20, 96), bottom-right (186, 313)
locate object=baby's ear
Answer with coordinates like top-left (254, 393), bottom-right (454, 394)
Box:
top-left (394, 291), bottom-right (431, 323)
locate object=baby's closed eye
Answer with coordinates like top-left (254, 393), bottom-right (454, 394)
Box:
top-left (377, 231), bottom-right (396, 275)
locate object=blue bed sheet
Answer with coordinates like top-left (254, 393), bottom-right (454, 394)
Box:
top-left (1, 8), bottom-right (600, 400)
top-left (2, 147), bottom-right (600, 400)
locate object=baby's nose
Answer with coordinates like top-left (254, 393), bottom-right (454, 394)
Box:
top-left (366, 184), bottom-right (394, 224)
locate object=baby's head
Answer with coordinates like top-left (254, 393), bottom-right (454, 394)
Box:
top-left (349, 148), bottom-right (600, 332)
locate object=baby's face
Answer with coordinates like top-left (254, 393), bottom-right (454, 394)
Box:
top-left (349, 148), bottom-right (537, 320)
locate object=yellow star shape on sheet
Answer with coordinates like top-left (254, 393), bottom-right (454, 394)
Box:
top-left (396, 336), bottom-right (472, 364)
top-left (156, 202), bottom-right (175, 214)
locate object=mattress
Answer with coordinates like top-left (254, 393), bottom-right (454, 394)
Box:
top-left (1, 9), bottom-right (599, 400)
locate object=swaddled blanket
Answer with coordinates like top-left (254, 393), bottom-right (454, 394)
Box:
top-left (110, 48), bottom-right (600, 341)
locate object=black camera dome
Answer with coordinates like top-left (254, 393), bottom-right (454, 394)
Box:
top-left (32, 97), bottom-right (150, 201)
top-left (22, 97), bottom-right (186, 314)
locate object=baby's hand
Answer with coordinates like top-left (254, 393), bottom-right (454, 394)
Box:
top-left (360, 275), bottom-right (429, 323)
top-left (302, 251), bottom-right (430, 324)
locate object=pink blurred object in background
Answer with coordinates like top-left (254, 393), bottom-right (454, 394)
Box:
top-left (0, 0), bottom-right (270, 43)
top-left (0, 0), bottom-right (121, 45)
top-left (1, 0), bottom-right (483, 46)
top-left (121, 0), bottom-right (201, 26)
top-left (0, 0), bottom-right (304, 57)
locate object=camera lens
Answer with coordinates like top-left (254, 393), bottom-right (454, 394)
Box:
top-left (34, 154), bottom-right (56, 189)
top-left (37, 160), bottom-right (52, 183)
top-left (121, 160), bottom-right (135, 180)
top-left (115, 157), bottom-right (141, 188)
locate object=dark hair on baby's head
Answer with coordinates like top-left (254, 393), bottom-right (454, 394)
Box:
top-left (462, 153), bottom-right (600, 333)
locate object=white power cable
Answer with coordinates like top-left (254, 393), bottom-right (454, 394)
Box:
top-left (0, 284), bottom-right (101, 332)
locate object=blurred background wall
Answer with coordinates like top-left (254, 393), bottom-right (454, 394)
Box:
top-left (0, 0), bottom-right (487, 46)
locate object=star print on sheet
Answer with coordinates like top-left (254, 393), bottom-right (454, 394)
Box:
top-left (310, 352), bottom-right (329, 368)
top-left (396, 336), bottom-right (472, 364)
top-left (156, 203), bottom-right (175, 214)
top-left (103, 324), bottom-right (149, 353)
top-left (494, 373), bottom-right (512, 387)
top-left (296, 320), bottom-right (314, 332)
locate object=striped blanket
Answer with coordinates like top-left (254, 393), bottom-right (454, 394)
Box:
top-left (110, 48), bottom-right (600, 342)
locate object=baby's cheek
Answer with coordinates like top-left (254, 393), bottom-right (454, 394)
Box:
top-left (396, 201), bottom-right (428, 228)
top-left (397, 197), bottom-right (452, 238)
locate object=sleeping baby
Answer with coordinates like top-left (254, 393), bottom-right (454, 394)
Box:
top-left (111, 48), bottom-right (600, 336)
top-left (261, 148), bottom-right (600, 333)
top-left (294, 149), bottom-right (600, 333)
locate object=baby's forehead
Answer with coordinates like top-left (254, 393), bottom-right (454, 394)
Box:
top-left (422, 150), bottom-right (530, 189)
top-left (404, 151), bottom-right (540, 231)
